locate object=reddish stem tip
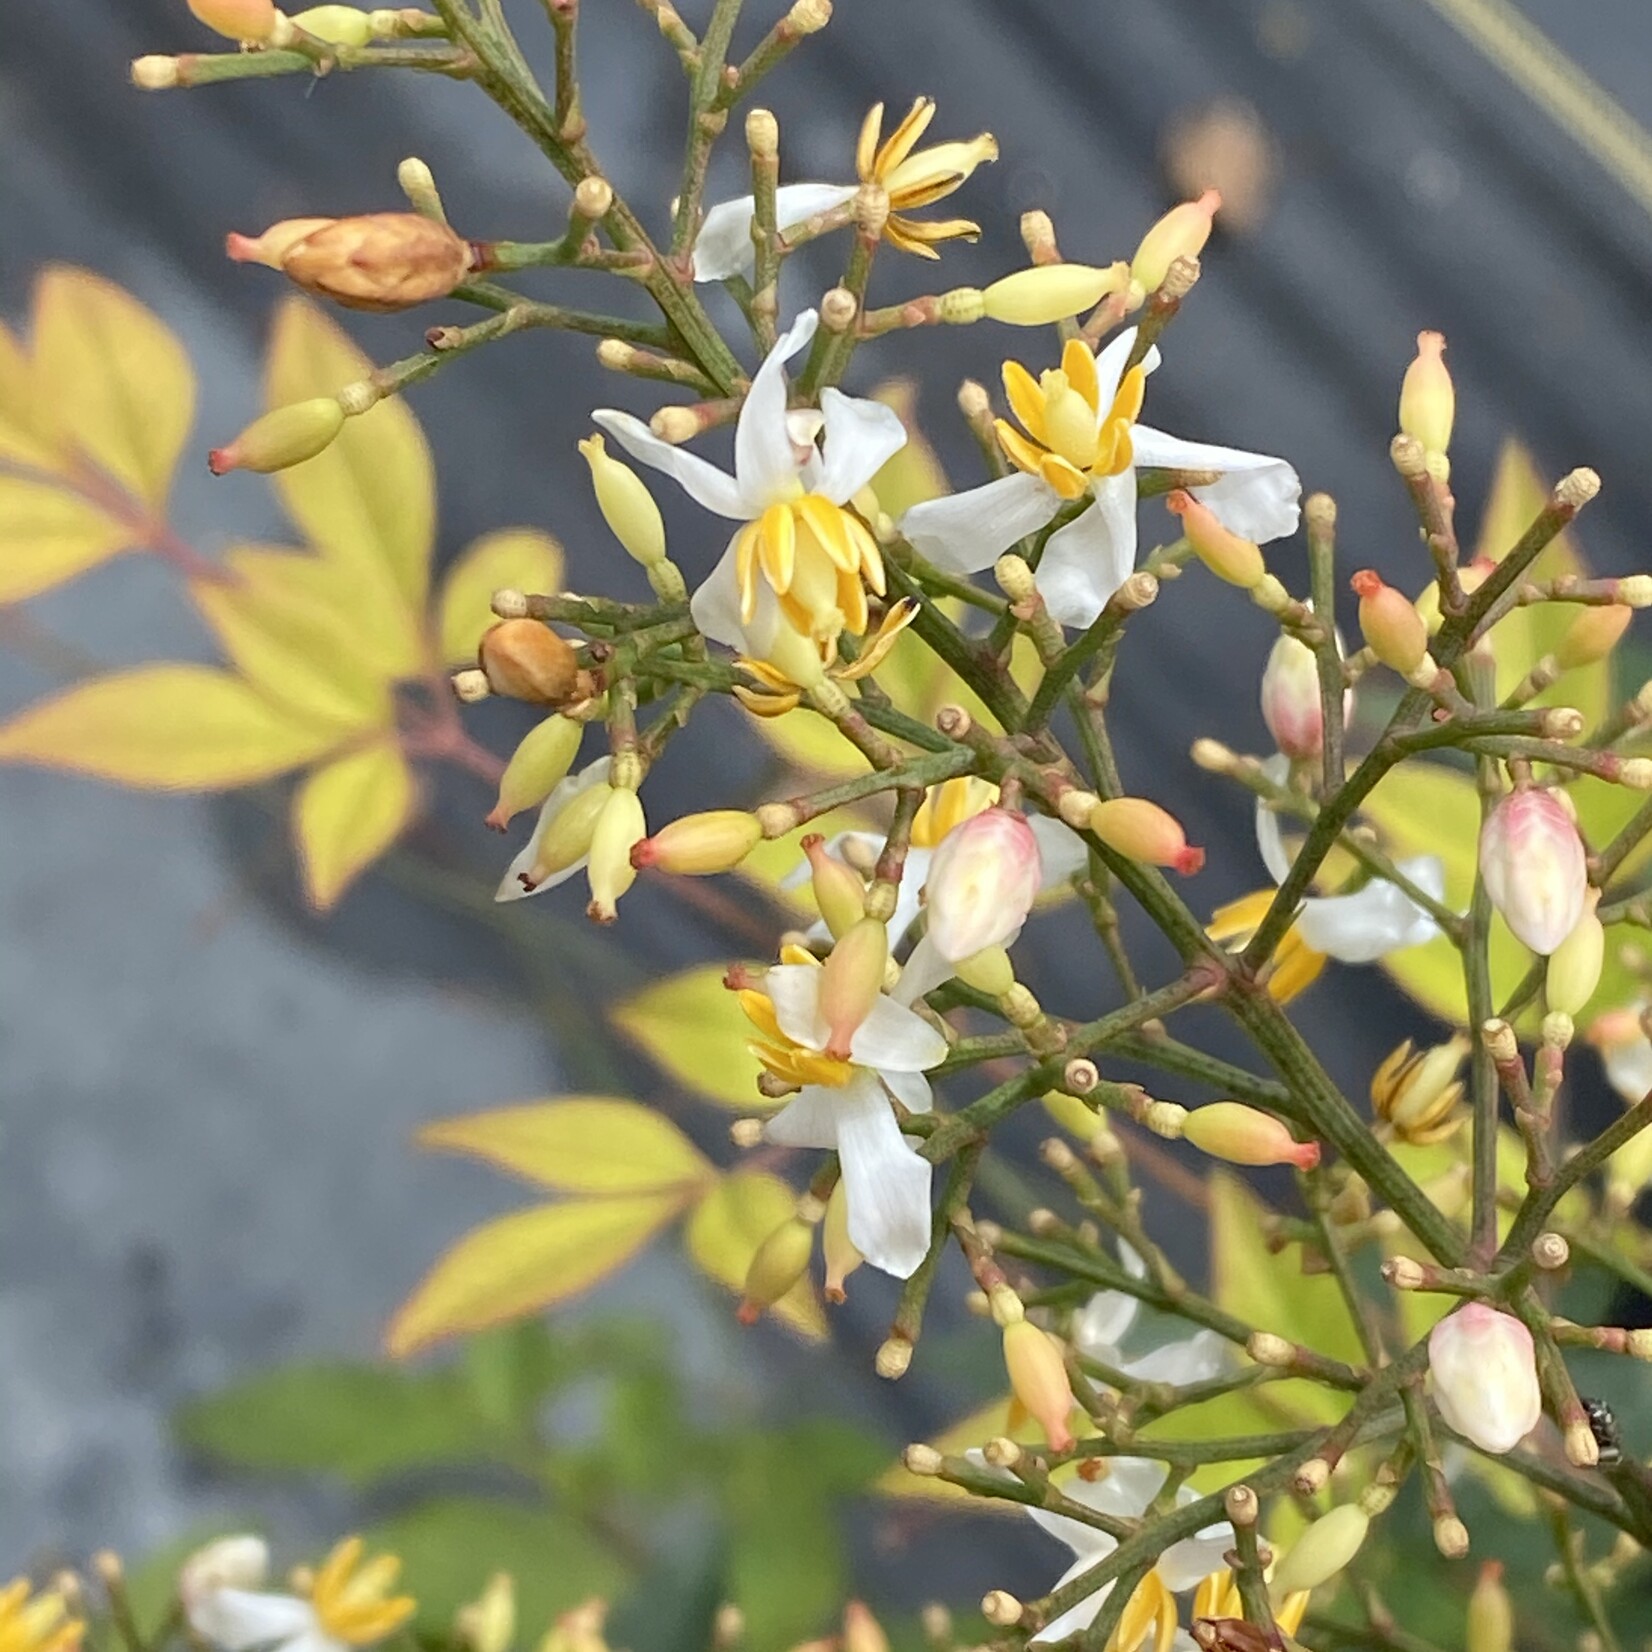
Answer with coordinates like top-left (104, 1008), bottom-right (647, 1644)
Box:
top-left (1174, 845), bottom-right (1206, 876)
top-left (483, 809), bottom-right (508, 833)
top-left (1349, 568), bottom-right (1381, 598)
top-left (629, 839), bottom-right (658, 870)
top-left (1292, 1141), bottom-right (1322, 1170)
top-left (1164, 488), bottom-right (1191, 516)
top-left (736, 1301), bottom-right (760, 1327)
top-left (206, 447), bottom-right (235, 476)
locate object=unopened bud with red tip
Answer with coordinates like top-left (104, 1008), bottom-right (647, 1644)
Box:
top-left (189, 0), bottom-right (280, 40)
top-left (923, 806), bottom-right (1042, 962)
top-left (1555, 602), bottom-right (1633, 670)
top-left (586, 786), bottom-right (645, 923)
top-left (631, 810), bottom-right (761, 876)
top-left (819, 916), bottom-right (888, 1059)
top-left (1466, 1563), bottom-right (1512, 1652)
top-left (1260, 632), bottom-right (1344, 760)
top-left (1165, 490), bottom-right (1264, 587)
top-left (823, 1179), bottom-right (862, 1303)
top-left (1351, 569), bottom-right (1429, 676)
top-left (1480, 787), bottom-right (1587, 955)
top-left (208, 397), bottom-right (344, 475)
top-left (802, 836), bottom-right (866, 940)
top-left (1089, 796), bottom-right (1205, 874)
top-left (1547, 887), bottom-right (1604, 1015)
top-left (1131, 189), bottom-right (1220, 294)
top-left (479, 620), bottom-right (583, 705)
top-left (579, 434), bottom-right (667, 567)
top-left (1182, 1102), bottom-right (1320, 1168)
top-left (229, 213), bottom-right (473, 313)
top-left (1399, 331), bottom-right (1454, 477)
top-left (485, 714), bottom-right (582, 831)
top-left (980, 263), bottom-right (1129, 326)
top-left (991, 1288), bottom-right (1075, 1452)
top-left (1428, 1303), bottom-right (1541, 1455)
top-left (738, 1203), bottom-right (818, 1324)
top-left (1269, 1504), bottom-right (1370, 1599)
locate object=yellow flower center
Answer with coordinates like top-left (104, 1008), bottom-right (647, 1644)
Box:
top-left (0, 1582), bottom-right (81, 1652)
top-left (1192, 1568), bottom-right (1310, 1639)
top-left (733, 494), bottom-right (884, 646)
top-left (307, 1539), bottom-right (416, 1648)
top-left (995, 337), bottom-right (1146, 500)
top-left (739, 985), bottom-right (855, 1089)
top-left (911, 775), bottom-right (999, 848)
top-left (854, 99), bottom-right (996, 258)
top-left (1108, 1570), bottom-right (1177, 1652)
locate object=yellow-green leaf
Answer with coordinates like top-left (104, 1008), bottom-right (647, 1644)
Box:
top-left (0, 476), bottom-right (132, 603)
top-left (386, 1194), bottom-right (685, 1357)
top-left (33, 267), bottom-right (194, 511)
top-left (868, 379), bottom-right (949, 518)
top-left (191, 546), bottom-right (394, 732)
top-left (611, 964), bottom-right (769, 1110)
top-left (437, 528), bottom-right (565, 666)
top-left (0, 320), bottom-right (66, 474)
top-left (292, 739), bottom-right (419, 911)
top-left (419, 1097), bottom-right (713, 1196)
top-left (265, 297), bottom-right (435, 620)
top-left (0, 665), bottom-right (338, 789)
top-left (685, 1170), bottom-right (826, 1340)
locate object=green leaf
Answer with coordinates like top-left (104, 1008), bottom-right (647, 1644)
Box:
top-left (175, 1363), bottom-right (501, 1484)
top-left (610, 966), bottom-right (768, 1111)
top-left (438, 529), bottom-right (565, 666)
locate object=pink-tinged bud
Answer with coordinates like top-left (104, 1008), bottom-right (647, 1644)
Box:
top-left (1466, 1562), bottom-right (1512, 1652)
top-left (230, 213), bottom-right (473, 313)
top-left (803, 835), bottom-right (868, 941)
top-left (486, 714), bottom-right (582, 832)
top-left (1398, 331), bottom-right (1454, 465)
top-left (1269, 1504), bottom-right (1369, 1598)
top-left (1547, 888), bottom-right (1604, 1016)
top-left (923, 806), bottom-right (1041, 962)
top-left (1479, 788), bottom-right (1587, 956)
top-left (819, 916), bottom-right (889, 1059)
top-left (1088, 796), bottom-right (1204, 875)
top-left (1000, 1318), bottom-right (1075, 1453)
top-left (1182, 1102), bottom-right (1320, 1168)
top-left (738, 1211), bottom-right (815, 1325)
top-left (1428, 1303), bottom-right (1542, 1454)
top-left (1351, 569), bottom-right (1429, 675)
top-left (823, 1179), bottom-right (863, 1303)
top-left (479, 620), bottom-right (586, 706)
top-left (208, 397), bottom-right (345, 476)
top-left (842, 1603), bottom-right (889, 1652)
top-left (1131, 190), bottom-right (1220, 293)
top-left (631, 810), bottom-right (761, 876)
top-left (189, 0), bottom-right (279, 40)
top-left (1260, 633), bottom-right (1327, 760)
top-left (1165, 490), bottom-right (1264, 588)
top-left (224, 218), bottom-right (335, 269)
top-left (586, 786), bottom-right (645, 923)
top-left (1555, 602), bottom-right (1632, 670)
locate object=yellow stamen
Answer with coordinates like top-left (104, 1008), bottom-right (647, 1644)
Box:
top-left (758, 501), bottom-right (797, 593)
top-left (1107, 1571), bottom-right (1176, 1652)
top-left (872, 97), bottom-right (938, 179)
top-left (0, 1580), bottom-right (82, 1652)
top-left (852, 99), bottom-right (993, 254)
top-left (1062, 335), bottom-right (1100, 413)
top-left (1208, 888), bottom-right (1327, 1003)
top-left (307, 1539), bottom-right (416, 1648)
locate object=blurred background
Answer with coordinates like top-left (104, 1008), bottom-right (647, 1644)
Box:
top-left (4, 0), bottom-right (1652, 1642)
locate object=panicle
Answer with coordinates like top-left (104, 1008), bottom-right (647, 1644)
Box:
top-left (922, 806), bottom-right (1041, 962)
top-left (1479, 787), bottom-right (1588, 956)
top-left (1427, 1302), bottom-right (1542, 1455)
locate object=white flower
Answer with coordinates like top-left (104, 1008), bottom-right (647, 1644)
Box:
top-left (899, 329), bottom-right (1300, 627)
top-left (1071, 1254), bottom-right (1232, 1389)
top-left (754, 962), bottom-right (947, 1278)
top-left (495, 756), bottom-right (612, 903)
top-left (592, 310), bottom-right (907, 655)
top-left (693, 184), bottom-right (859, 282)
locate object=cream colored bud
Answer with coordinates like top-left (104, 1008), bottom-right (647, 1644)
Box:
top-left (572, 176), bottom-right (613, 221)
top-left (877, 1336), bottom-right (914, 1379)
top-left (821, 285), bottom-right (859, 332)
top-left (585, 786), bottom-right (645, 923)
top-left (1057, 789), bottom-right (1101, 829)
top-left (957, 379), bottom-right (991, 420)
top-left (579, 434), bottom-right (667, 566)
top-left (291, 5), bottom-right (375, 45)
top-left (1383, 1256), bottom-right (1427, 1291)
top-left (730, 1118), bottom-right (764, 1148)
top-left (1619, 574), bottom-right (1652, 608)
top-left (937, 287), bottom-right (987, 324)
top-left (982, 1435), bottom-right (1023, 1469)
top-left (756, 802), bottom-right (804, 838)
top-left (397, 156), bottom-right (442, 215)
top-left (1247, 1332), bottom-right (1294, 1367)
top-left (1433, 1515), bottom-right (1470, 1559)
top-left (451, 668), bottom-right (491, 704)
top-left (1270, 1504), bottom-right (1370, 1598)
top-left (980, 1592), bottom-right (1022, 1628)
top-left (786, 0), bottom-right (831, 31)
top-left (1132, 190), bottom-right (1219, 292)
top-left (902, 1442), bottom-right (943, 1475)
top-left (745, 108), bottom-right (779, 160)
top-left (1565, 1418), bottom-right (1602, 1467)
top-left (1539, 706), bottom-right (1584, 740)
top-left (980, 262), bottom-right (1128, 326)
top-left (1143, 1100), bottom-right (1187, 1139)
top-left (1019, 209), bottom-right (1058, 262)
top-left (1622, 757), bottom-right (1652, 790)
top-left (131, 55), bottom-right (182, 88)
top-left (650, 405), bottom-right (700, 443)
top-left (994, 552), bottom-right (1037, 603)
top-left (1063, 1057), bottom-right (1100, 1094)
top-left (1293, 1457), bottom-right (1330, 1496)
top-left (1555, 468), bottom-right (1601, 511)
top-left (1532, 1231), bottom-right (1570, 1271)
top-left (1190, 737), bottom-right (1237, 773)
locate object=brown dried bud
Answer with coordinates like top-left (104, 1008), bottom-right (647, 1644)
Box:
top-left (478, 620), bottom-right (584, 704)
top-left (229, 213), bottom-right (473, 313)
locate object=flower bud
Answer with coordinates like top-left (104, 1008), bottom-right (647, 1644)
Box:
top-left (1182, 1102), bottom-right (1320, 1169)
top-left (516, 781), bottom-right (610, 892)
top-left (188, 0), bottom-right (279, 40)
top-left (1131, 189), bottom-right (1220, 293)
top-left (229, 213), bottom-right (473, 313)
top-left (180, 1536), bottom-right (270, 1617)
top-left (1371, 1034), bottom-right (1468, 1145)
top-left (1466, 1562), bottom-right (1511, 1652)
top-left (1269, 1504), bottom-right (1370, 1599)
top-left (1088, 796), bottom-right (1205, 874)
top-left (841, 1603), bottom-right (887, 1652)
top-left (208, 397), bottom-right (345, 476)
top-left (802, 836), bottom-right (867, 940)
top-left (1555, 602), bottom-right (1632, 670)
top-left (738, 1210), bottom-right (816, 1324)
top-left (1165, 489), bottom-right (1265, 587)
top-left (980, 262), bottom-right (1128, 326)
top-left (1260, 633), bottom-right (1339, 760)
top-left (579, 434), bottom-right (667, 566)
top-left (479, 619), bottom-right (581, 705)
top-left (823, 1179), bottom-right (862, 1303)
top-left (485, 714), bottom-right (582, 831)
top-left (631, 810), bottom-right (761, 876)
top-left (1000, 1318), bottom-right (1075, 1452)
top-left (1479, 788), bottom-right (1588, 956)
top-left (1398, 331), bottom-right (1454, 470)
top-left (586, 786), bottom-right (645, 922)
top-left (819, 916), bottom-right (889, 1058)
top-left (291, 4), bottom-right (375, 44)
top-left (923, 806), bottom-right (1042, 962)
top-left (1427, 1303), bottom-right (1542, 1455)
top-left (1547, 888), bottom-right (1604, 1016)
top-left (955, 945), bottom-right (1015, 998)
top-left (455, 1573), bottom-right (515, 1652)
top-left (1351, 570), bottom-right (1429, 675)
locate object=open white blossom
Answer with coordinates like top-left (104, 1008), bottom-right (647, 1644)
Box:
top-left (1072, 1251), bottom-right (1232, 1388)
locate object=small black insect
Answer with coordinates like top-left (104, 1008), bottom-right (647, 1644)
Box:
top-left (1581, 1395), bottom-right (1624, 1466)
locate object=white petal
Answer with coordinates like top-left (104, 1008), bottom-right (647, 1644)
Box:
top-left (1121, 1328), bottom-right (1231, 1386)
top-left (592, 409), bottom-right (747, 519)
top-left (881, 1066), bottom-right (933, 1114)
top-left (835, 1069), bottom-right (933, 1277)
top-left (1254, 781), bottom-right (1294, 889)
top-left (189, 1590), bottom-right (318, 1652)
top-left (495, 756), bottom-right (612, 902)
top-left (1027, 1504), bottom-right (1116, 1559)
top-left (1604, 1036), bottom-right (1652, 1105)
top-left (734, 309), bottom-right (819, 509)
top-left (1036, 471), bottom-right (1137, 628)
top-left (1031, 815), bottom-right (1090, 886)
top-left (692, 183), bottom-right (858, 281)
top-left (690, 537), bottom-right (781, 654)
top-left (1297, 856), bottom-right (1444, 962)
top-left (847, 992), bottom-right (950, 1071)
top-left (815, 388), bottom-right (909, 504)
top-left (1028, 1560), bottom-right (1113, 1646)
top-left (1071, 1289), bottom-right (1139, 1359)
top-left (1158, 1520), bottom-right (1237, 1592)
top-left (1090, 328), bottom-right (1160, 411)
top-left (900, 471), bottom-right (1057, 574)
top-left (1130, 426), bottom-right (1301, 544)
top-left (763, 1084), bottom-right (843, 1149)
top-left (890, 931), bottom-right (955, 1008)
top-left (886, 846), bottom-right (932, 947)
top-left (1083, 1455), bottom-right (1169, 1517)
top-left (765, 963), bottom-right (829, 1049)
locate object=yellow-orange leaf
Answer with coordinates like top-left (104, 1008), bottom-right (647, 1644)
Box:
top-left (191, 545), bottom-right (394, 732)
top-left (0, 320), bottom-right (65, 474)
top-left (292, 738), bottom-right (419, 911)
top-left (437, 528), bottom-right (566, 666)
top-left (0, 665), bottom-right (336, 789)
top-left (611, 964), bottom-right (769, 1110)
top-left (265, 298), bottom-right (435, 619)
top-left (685, 1170), bottom-right (826, 1340)
top-left (386, 1194), bottom-right (685, 1357)
top-left (419, 1097), bottom-right (713, 1196)
top-left (0, 476), bottom-right (132, 603)
top-left (32, 267), bottom-right (194, 512)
